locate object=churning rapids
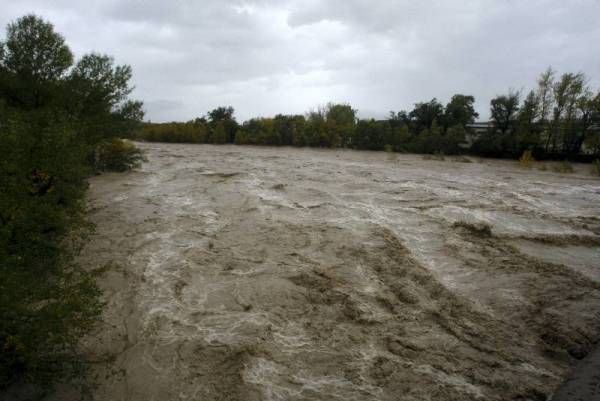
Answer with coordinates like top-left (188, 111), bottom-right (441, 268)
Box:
top-left (61, 143), bottom-right (600, 400)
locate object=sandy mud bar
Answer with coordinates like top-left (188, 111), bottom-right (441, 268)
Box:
top-left (55, 143), bottom-right (600, 401)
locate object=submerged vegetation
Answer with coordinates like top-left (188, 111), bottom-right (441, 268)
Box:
top-left (135, 70), bottom-right (600, 165)
top-left (0, 14), bottom-right (143, 392)
top-left (519, 150), bottom-right (536, 168)
top-left (552, 160), bottom-right (575, 174)
top-left (592, 159), bottom-right (600, 176)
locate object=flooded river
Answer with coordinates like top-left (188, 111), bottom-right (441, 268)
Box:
top-left (67, 143), bottom-right (600, 400)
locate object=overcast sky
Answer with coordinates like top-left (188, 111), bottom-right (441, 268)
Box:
top-left (1, 0), bottom-right (599, 122)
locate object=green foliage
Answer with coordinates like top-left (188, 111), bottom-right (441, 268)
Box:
top-left (212, 121), bottom-right (228, 144)
top-left (409, 98), bottom-right (444, 133)
top-left (490, 91), bottom-right (520, 135)
top-left (136, 121), bottom-right (209, 143)
top-left (207, 106), bottom-right (238, 143)
top-left (68, 53), bottom-right (144, 144)
top-left (444, 94), bottom-right (478, 128)
top-left (444, 124), bottom-right (467, 154)
top-left (0, 14), bottom-right (143, 392)
top-left (585, 131), bottom-right (600, 157)
top-left (0, 108), bottom-right (102, 390)
top-left (138, 68), bottom-right (599, 164)
top-left (0, 14), bottom-right (73, 81)
top-left (95, 138), bottom-right (145, 172)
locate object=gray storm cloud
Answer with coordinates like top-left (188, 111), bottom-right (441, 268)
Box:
top-left (1, 0), bottom-right (598, 121)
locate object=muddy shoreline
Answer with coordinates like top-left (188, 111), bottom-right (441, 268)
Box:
top-left (51, 143), bottom-right (600, 400)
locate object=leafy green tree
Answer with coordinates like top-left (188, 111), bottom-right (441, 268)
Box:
top-left (325, 103), bottom-right (356, 146)
top-left (514, 90), bottom-right (542, 155)
top-left (412, 119), bottom-right (443, 154)
top-left (390, 124), bottom-right (410, 152)
top-left (212, 121), bottom-right (228, 144)
top-left (0, 15), bottom-right (73, 110)
top-left (580, 92), bottom-right (600, 155)
top-left (0, 14), bottom-right (143, 392)
top-left (444, 94), bottom-right (478, 129)
top-left (68, 53), bottom-right (143, 143)
top-left (409, 98), bottom-right (444, 133)
top-left (537, 68), bottom-right (554, 127)
top-left (389, 110), bottom-right (410, 128)
top-left (0, 15), bottom-right (72, 81)
top-left (490, 91), bottom-right (520, 135)
top-left (208, 105), bottom-right (234, 122)
top-left (207, 106), bottom-right (238, 142)
top-left (444, 124), bottom-right (468, 154)
top-left (548, 72), bottom-right (585, 153)
top-left (273, 114), bottom-right (306, 146)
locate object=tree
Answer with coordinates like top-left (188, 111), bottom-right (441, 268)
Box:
top-left (445, 124), bottom-right (468, 154)
top-left (208, 106), bottom-right (234, 122)
top-left (444, 94), bottom-right (478, 129)
top-left (579, 92), bottom-right (600, 147)
top-left (207, 106), bottom-right (238, 143)
top-left (554, 73), bottom-right (586, 154)
top-left (389, 110), bottom-right (410, 128)
top-left (514, 90), bottom-right (542, 155)
top-left (212, 121), bottom-right (228, 144)
top-left (325, 103), bottom-right (356, 147)
top-left (274, 114), bottom-right (305, 146)
top-left (68, 53), bottom-right (143, 142)
top-left (545, 72), bottom-right (584, 152)
top-left (0, 15), bottom-right (74, 110)
top-left (409, 98), bottom-right (444, 133)
top-left (0, 15), bottom-right (143, 391)
top-left (412, 119), bottom-right (443, 154)
top-left (0, 15), bottom-right (72, 81)
top-left (390, 124), bottom-right (411, 152)
top-left (537, 68), bottom-right (554, 127)
top-left (490, 91), bottom-right (520, 135)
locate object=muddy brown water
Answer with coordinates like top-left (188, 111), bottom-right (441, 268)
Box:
top-left (59, 143), bottom-right (600, 400)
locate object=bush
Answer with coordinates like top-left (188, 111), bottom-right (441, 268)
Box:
top-left (591, 159), bottom-right (600, 176)
top-left (423, 151), bottom-right (445, 161)
top-left (519, 150), bottom-right (535, 168)
top-left (94, 139), bottom-right (145, 172)
top-left (552, 160), bottom-right (574, 174)
top-left (0, 114), bottom-right (103, 391)
top-left (452, 155), bottom-right (472, 163)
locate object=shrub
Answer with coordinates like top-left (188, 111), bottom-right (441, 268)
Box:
top-left (519, 150), bottom-right (535, 168)
top-left (591, 159), bottom-right (600, 176)
top-left (552, 160), bottom-right (574, 174)
top-left (452, 155), bottom-right (472, 163)
top-left (423, 151), bottom-right (445, 161)
top-left (94, 139), bottom-right (145, 172)
top-left (0, 116), bottom-right (103, 391)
